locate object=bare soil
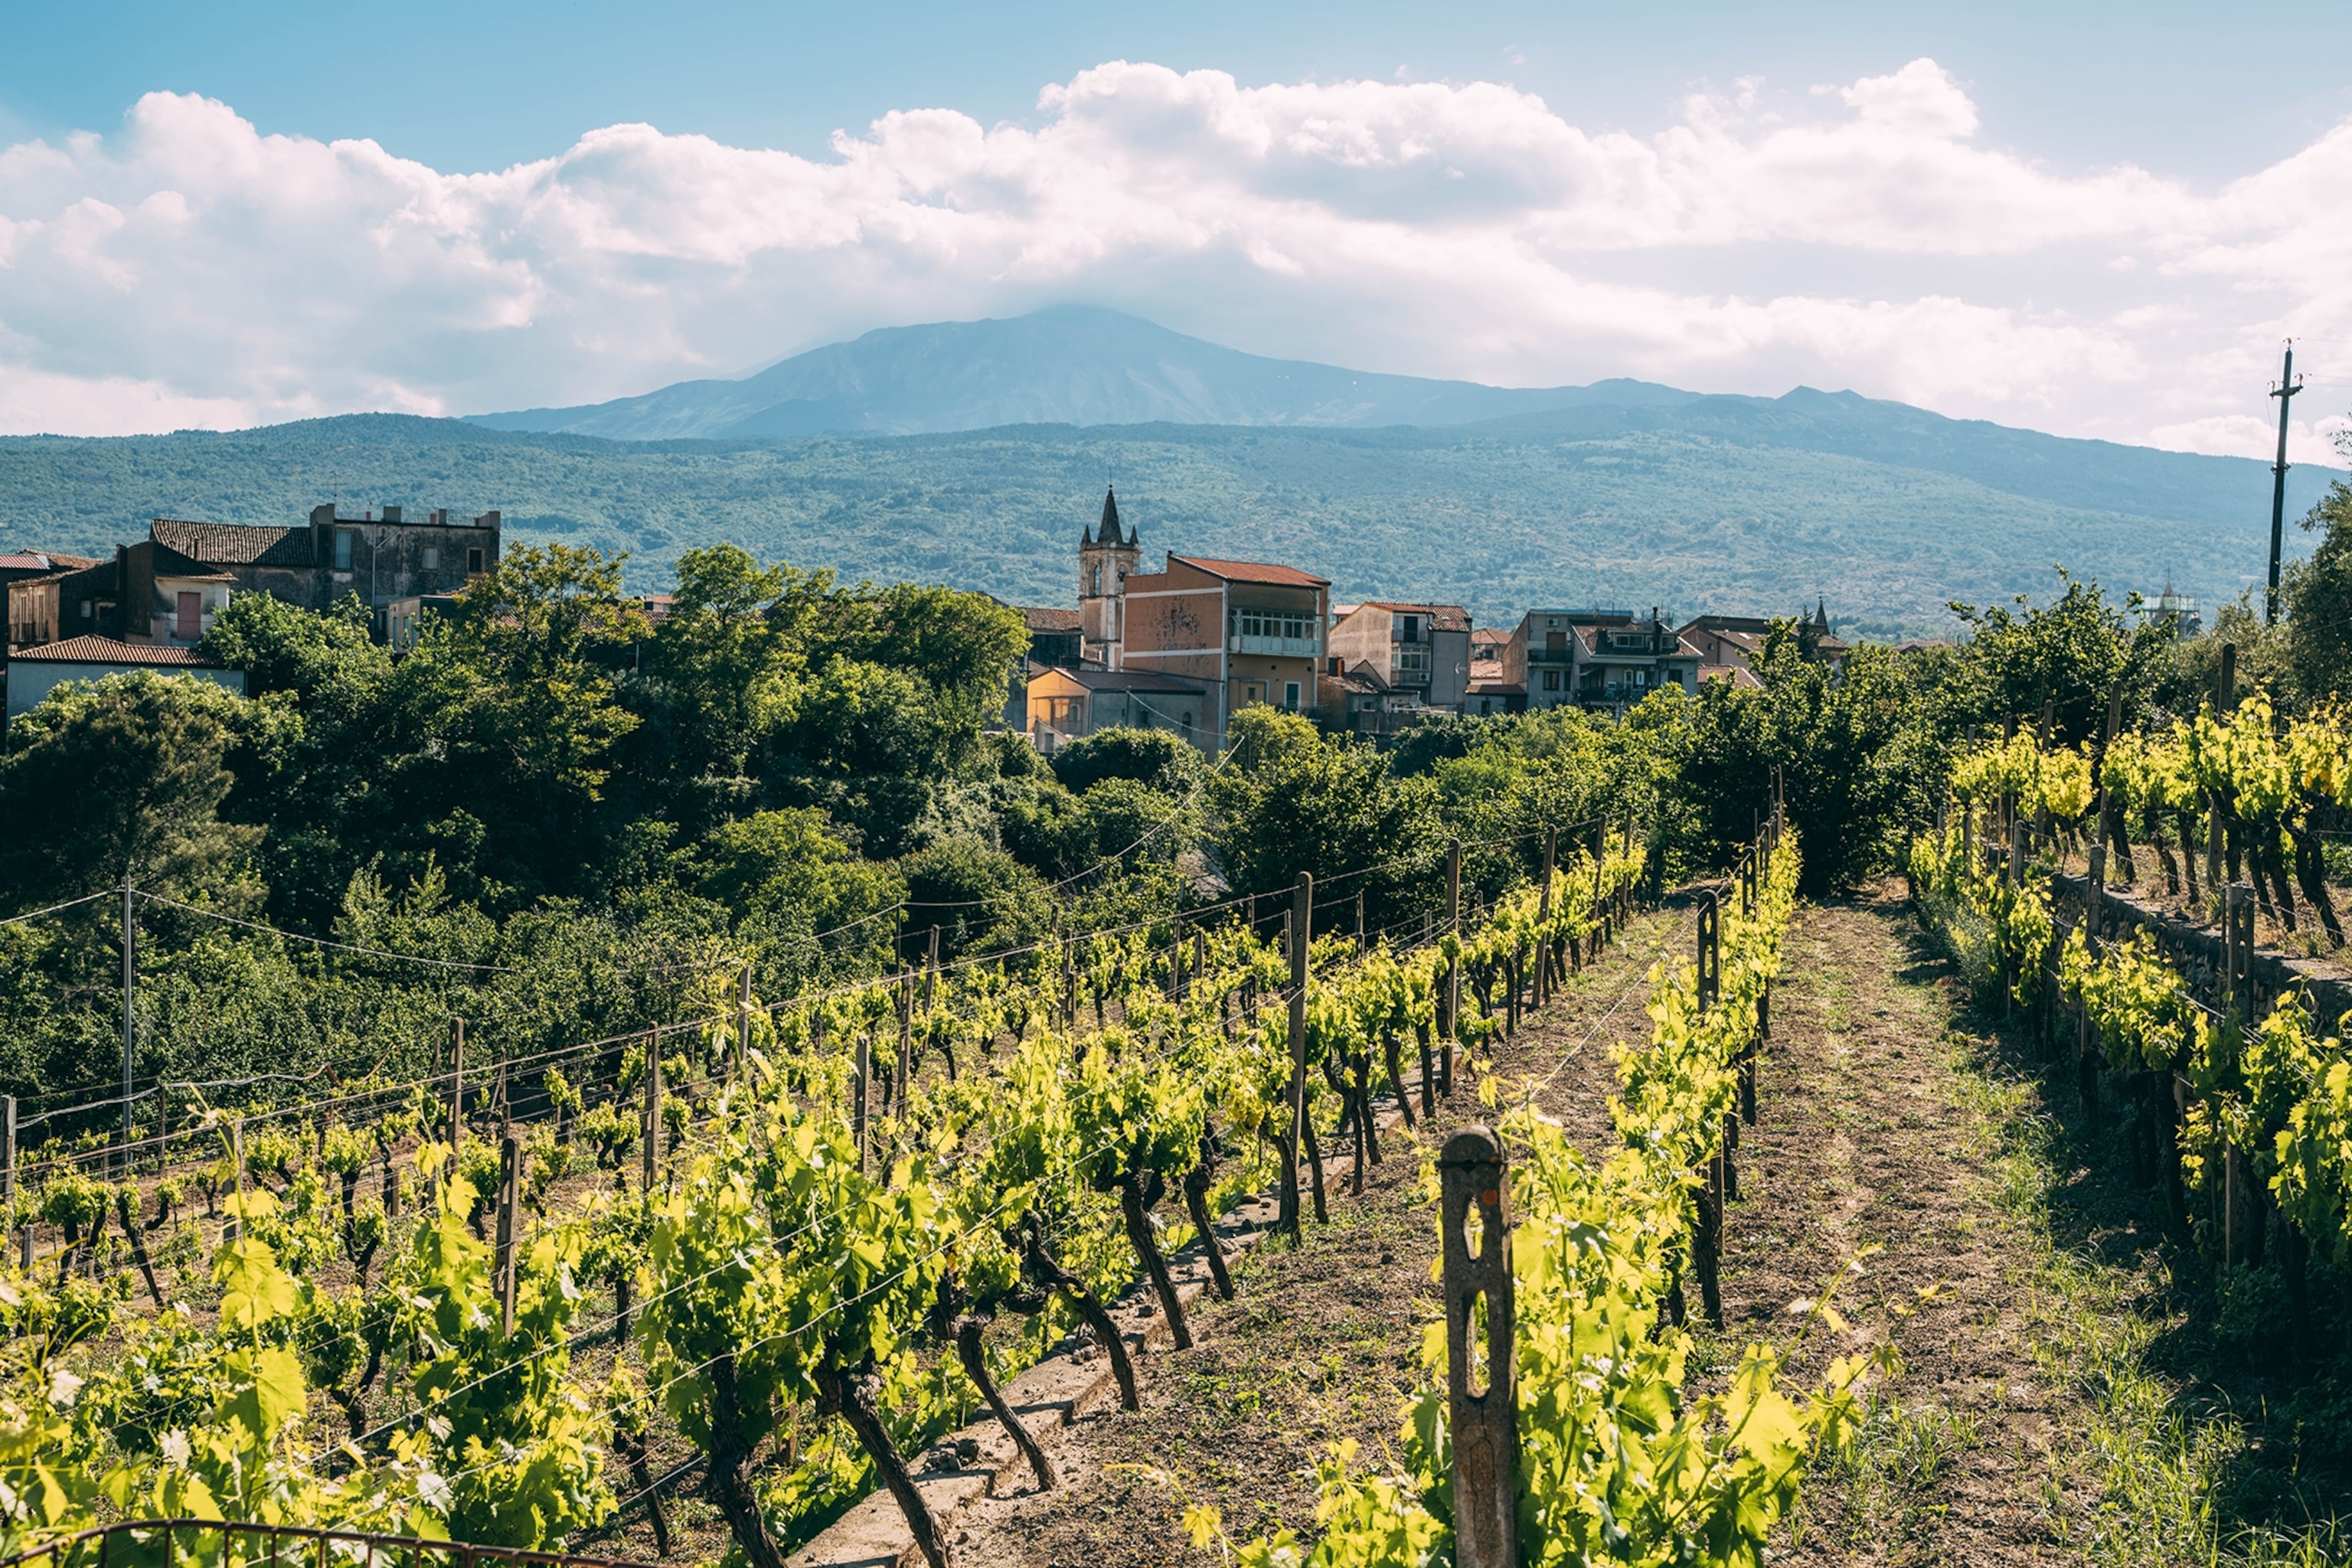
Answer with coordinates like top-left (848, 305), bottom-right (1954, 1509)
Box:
top-left (946, 907), bottom-right (1688, 1567)
top-left (939, 886), bottom-right (2129, 1567)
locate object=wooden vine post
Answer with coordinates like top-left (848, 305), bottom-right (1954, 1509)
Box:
top-left (2207, 643), bottom-right (2236, 898)
top-left (1280, 871), bottom-right (1313, 1240)
top-left (737, 962), bottom-right (753, 1081)
top-left (2, 1095), bottom-right (17, 1272)
top-left (894, 973), bottom-right (913, 1112)
top-left (641, 1031), bottom-right (660, 1197)
top-left (1445, 838), bottom-right (1462, 1096)
top-left (1171, 909), bottom-right (1186, 1000)
top-left (1439, 1127), bottom-right (1517, 1568)
top-left (227, 1117), bottom-right (247, 1246)
top-left (853, 1027), bottom-right (871, 1175)
top-left (495, 1132), bottom-right (521, 1335)
top-left (447, 1017), bottom-right (466, 1158)
top-left (1693, 890), bottom-right (1724, 1327)
top-left (1535, 826), bottom-right (1554, 1006)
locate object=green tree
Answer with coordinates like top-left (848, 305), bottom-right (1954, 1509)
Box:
top-left (1210, 712), bottom-right (1442, 928)
top-left (650, 544), bottom-right (808, 783)
top-left (0, 673), bottom-right (260, 909)
top-left (1047, 727), bottom-right (1204, 796)
top-left (1671, 631), bottom-right (1913, 895)
top-left (894, 839), bottom-right (1054, 961)
top-left (695, 808), bottom-right (903, 936)
top-left (2287, 473), bottom-right (2352, 704)
top-left (1948, 570), bottom-right (2169, 743)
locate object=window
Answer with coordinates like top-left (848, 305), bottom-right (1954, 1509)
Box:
top-left (423, 546), bottom-right (440, 570)
top-left (1396, 646), bottom-right (1429, 675)
top-left (1542, 670), bottom-right (1561, 691)
top-left (175, 591), bottom-right (201, 642)
top-left (334, 531), bottom-right (354, 571)
top-left (1235, 608), bottom-right (1313, 641)
top-left (1400, 614), bottom-right (1422, 642)
top-left (1282, 681), bottom-right (1301, 710)
top-left (468, 547), bottom-right (484, 574)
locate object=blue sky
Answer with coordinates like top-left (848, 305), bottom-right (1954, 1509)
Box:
top-left (8, 1), bottom-right (2347, 178)
top-left (4, 2), bottom-right (2352, 452)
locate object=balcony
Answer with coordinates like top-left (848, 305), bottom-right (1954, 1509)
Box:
top-left (1229, 633), bottom-right (1320, 658)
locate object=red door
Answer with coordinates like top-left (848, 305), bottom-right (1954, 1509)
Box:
top-left (176, 591), bottom-right (201, 641)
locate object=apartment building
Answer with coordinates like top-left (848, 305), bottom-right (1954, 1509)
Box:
top-left (1325, 602), bottom-right (1472, 712)
top-left (1504, 608), bottom-right (1701, 713)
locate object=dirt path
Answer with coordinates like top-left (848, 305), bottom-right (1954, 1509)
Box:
top-left (1727, 889), bottom-right (2080, 1565)
top-left (944, 906), bottom-right (1690, 1567)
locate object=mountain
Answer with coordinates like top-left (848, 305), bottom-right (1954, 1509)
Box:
top-left (469, 306), bottom-right (1699, 440)
top-left (0, 409), bottom-right (2330, 634)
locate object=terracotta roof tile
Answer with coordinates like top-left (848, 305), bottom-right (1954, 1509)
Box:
top-left (151, 518), bottom-right (316, 568)
top-left (1166, 555), bottom-right (1329, 588)
top-left (11, 635), bottom-right (225, 668)
top-left (1023, 606), bottom-right (1083, 632)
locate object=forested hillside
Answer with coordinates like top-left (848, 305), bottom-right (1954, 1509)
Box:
top-left (0, 407), bottom-right (2329, 630)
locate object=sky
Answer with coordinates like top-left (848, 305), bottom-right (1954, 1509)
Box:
top-left (5, 0), bottom-right (2352, 459)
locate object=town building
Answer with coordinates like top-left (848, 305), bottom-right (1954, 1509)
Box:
top-left (1116, 553), bottom-right (1329, 751)
top-left (1066, 488), bottom-right (1330, 752)
top-left (5, 635), bottom-right (244, 723)
top-left (1504, 608), bottom-right (1701, 713)
top-left (35, 508), bottom-right (502, 649)
top-left (2, 551), bottom-right (102, 653)
top-left (1325, 602), bottom-right (1472, 713)
top-left (1465, 628), bottom-right (1521, 716)
top-left (1021, 607), bottom-right (1085, 671)
top-left (1021, 666), bottom-right (1210, 753)
top-left (2151, 580), bottom-right (2203, 638)
top-left (1678, 603), bottom-right (1849, 683)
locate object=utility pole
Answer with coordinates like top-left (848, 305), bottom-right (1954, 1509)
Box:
top-left (2269, 340), bottom-right (2305, 626)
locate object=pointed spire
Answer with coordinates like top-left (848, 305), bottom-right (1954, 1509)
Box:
top-left (1815, 596), bottom-right (1828, 626)
top-left (1097, 485), bottom-right (1123, 547)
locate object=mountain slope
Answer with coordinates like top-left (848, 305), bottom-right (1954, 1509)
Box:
top-left (469, 306), bottom-right (1697, 439)
top-left (0, 413), bottom-right (2328, 632)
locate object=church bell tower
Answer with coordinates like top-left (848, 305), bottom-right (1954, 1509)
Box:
top-left (1078, 485), bottom-right (1138, 668)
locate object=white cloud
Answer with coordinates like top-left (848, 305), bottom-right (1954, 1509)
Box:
top-left (0, 57), bottom-right (2342, 456)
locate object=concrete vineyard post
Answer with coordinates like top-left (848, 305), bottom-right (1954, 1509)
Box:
top-left (1438, 1127), bottom-right (1517, 1568)
top-left (1354, 889), bottom-right (1365, 956)
top-left (925, 926), bottom-right (940, 1011)
top-left (495, 1133), bottom-right (520, 1336)
top-left (1280, 871), bottom-right (1312, 1240)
